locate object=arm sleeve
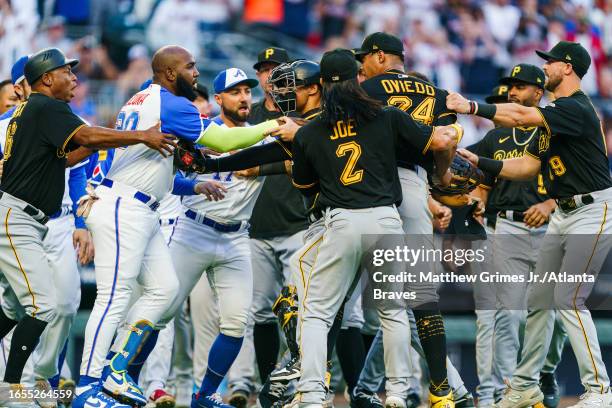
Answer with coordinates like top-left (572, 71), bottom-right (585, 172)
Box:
top-left (196, 120), bottom-right (279, 152)
top-left (468, 132), bottom-right (496, 187)
top-left (204, 141), bottom-right (290, 173)
top-left (291, 131), bottom-right (319, 196)
top-left (536, 98), bottom-right (584, 137)
top-left (260, 161), bottom-right (287, 175)
top-left (390, 107), bottom-right (435, 155)
top-left (41, 99), bottom-right (86, 153)
top-left (68, 163), bottom-right (88, 229)
top-left (172, 172), bottom-right (198, 196)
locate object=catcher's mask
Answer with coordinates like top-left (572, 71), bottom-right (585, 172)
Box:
top-left (268, 60), bottom-right (320, 115)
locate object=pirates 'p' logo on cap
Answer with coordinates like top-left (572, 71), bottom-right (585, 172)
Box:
top-left (265, 48), bottom-right (275, 59)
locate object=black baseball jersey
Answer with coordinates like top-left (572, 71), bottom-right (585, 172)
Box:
top-left (1, 93), bottom-right (84, 215)
top-left (361, 69), bottom-right (456, 171)
top-left (292, 107), bottom-right (433, 209)
top-left (469, 126), bottom-right (549, 213)
top-left (248, 100), bottom-right (309, 239)
top-left (526, 90), bottom-right (612, 198)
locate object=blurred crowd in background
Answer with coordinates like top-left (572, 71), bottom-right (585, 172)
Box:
top-left (0, 0), bottom-right (610, 149)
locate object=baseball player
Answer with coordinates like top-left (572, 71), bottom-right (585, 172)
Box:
top-left (0, 47), bottom-right (175, 408)
top-left (467, 65), bottom-right (567, 408)
top-left (449, 41), bottom-right (612, 408)
top-left (287, 48), bottom-right (460, 408)
top-left (0, 55), bottom-right (95, 408)
top-left (0, 79), bottom-right (18, 115)
top-left (158, 67), bottom-right (272, 408)
top-left (73, 46), bottom-right (279, 408)
top-left (354, 32), bottom-right (471, 408)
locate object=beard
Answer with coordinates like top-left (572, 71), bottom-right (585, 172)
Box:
top-left (223, 104), bottom-right (250, 123)
top-left (177, 75), bottom-right (198, 101)
top-left (544, 72), bottom-right (562, 92)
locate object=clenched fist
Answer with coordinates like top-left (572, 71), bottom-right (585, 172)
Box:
top-left (446, 92), bottom-right (471, 114)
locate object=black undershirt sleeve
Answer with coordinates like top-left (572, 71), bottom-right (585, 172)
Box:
top-left (203, 142), bottom-right (290, 173)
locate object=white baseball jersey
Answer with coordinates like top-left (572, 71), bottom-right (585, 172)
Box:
top-left (106, 83), bottom-right (208, 201)
top-left (181, 117), bottom-right (271, 223)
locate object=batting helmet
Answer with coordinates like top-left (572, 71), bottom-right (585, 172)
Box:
top-left (25, 48), bottom-right (78, 85)
top-left (268, 60), bottom-right (320, 114)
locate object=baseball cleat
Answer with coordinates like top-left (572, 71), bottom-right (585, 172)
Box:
top-left (35, 378), bottom-right (58, 408)
top-left (148, 389), bottom-right (176, 408)
top-left (405, 393), bottom-right (421, 408)
top-left (74, 389), bottom-right (132, 408)
top-left (454, 392), bottom-right (474, 408)
top-left (191, 393), bottom-right (233, 408)
top-left (59, 378), bottom-right (77, 407)
top-left (228, 389), bottom-right (249, 408)
top-left (270, 357), bottom-right (301, 382)
top-left (493, 385), bottom-right (543, 408)
top-left (385, 396), bottom-right (406, 408)
top-left (429, 389), bottom-right (454, 408)
top-left (538, 373), bottom-right (559, 408)
top-left (350, 389), bottom-right (383, 408)
top-left (102, 370), bottom-right (147, 406)
top-left (566, 391), bottom-right (612, 408)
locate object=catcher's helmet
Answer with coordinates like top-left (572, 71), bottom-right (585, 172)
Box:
top-left (25, 48), bottom-right (78, 85)
top-left (268, 60), bottom-right (320, 114)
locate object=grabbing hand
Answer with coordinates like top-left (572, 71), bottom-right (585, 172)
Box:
top-left (457, 148), bottom-right (479, 166)
top-left (235, 166), bottom-right (260, 178)
top-left (271, 116), bottom-right (301, 142)
top-left (446, 92), bottom-right (471, 114)
top-left (194, 180), bottom-right (227, 201)
top-left (142, 122), bottom-right (177, 157)
top-left (432, 204), bottom-right (452, 231)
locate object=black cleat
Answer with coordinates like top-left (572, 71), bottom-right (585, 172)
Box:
top-left (405, 393), bottom-right (421, 408)
top-left (454, 392), bottom-right (475, 408)
top-left (539, 373), bottom-right (560, 408)
top-left (350, 388), bottom-right (383, 408)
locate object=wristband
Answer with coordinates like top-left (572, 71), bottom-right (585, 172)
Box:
top-left (474, 103), bottom-right (496, 120)
top-left (478, 157), bottom-right (503, 177)
top-left (449, 123), bottom-right (464, 144)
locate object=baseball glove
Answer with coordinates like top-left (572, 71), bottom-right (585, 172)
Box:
top-left (173, 139), bottom-right (207, 173)
top-left (430, 155), bottom-right (485, 207)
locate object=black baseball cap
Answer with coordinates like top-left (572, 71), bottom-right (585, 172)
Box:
top-left (253, 47), bottom-right (290, 70)
top-left (354, 32), bottom-right (404, 61)
top-left (320, 48), bottom-right (359, 83)
top-left (484, 85), bottom-right (509, 104)
top-left (500, 63), bottom-right (545, 89)
top-left (535, 41), bottom-right (591, 78)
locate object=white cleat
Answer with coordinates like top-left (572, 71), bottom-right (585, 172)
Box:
top-left (385, 396), bottom-right (407, 408)
top-left (566, 391), bottom-right (612, 408)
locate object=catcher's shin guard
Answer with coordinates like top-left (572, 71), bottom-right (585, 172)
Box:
top-left (272, 285), bottom-right (299, 359)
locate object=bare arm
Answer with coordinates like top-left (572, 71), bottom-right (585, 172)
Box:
top-left (446, 92), bottom-right (545, 128)
top-left (72, 123), bottom-right (176, 156)
top-left (458, 148), bottom-right (541, 181)
top-left (428, 124), bottom-right (462, 181)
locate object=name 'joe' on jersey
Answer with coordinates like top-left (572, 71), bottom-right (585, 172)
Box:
top-left (106, 83), bottom-right (206, 201)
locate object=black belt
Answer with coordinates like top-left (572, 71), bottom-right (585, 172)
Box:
top-left (556, 194), bottom-right (594, 213)
top-left (498, 210), bottom-right (526, 223)
top-left (0, 191), bottom-right (49, 225)
top-left (308, 207), bottom-right (324, 223)
top-left (184, 209), bottom-right (242, 233)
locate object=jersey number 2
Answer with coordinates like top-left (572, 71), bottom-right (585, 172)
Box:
top-left (336, 141), bottom-right (363, 185)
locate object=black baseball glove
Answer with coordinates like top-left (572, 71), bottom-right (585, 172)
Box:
top-left (430, 155), bottom-right (485, 207)
top-left (173, 139), bottom-right (207, 173)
